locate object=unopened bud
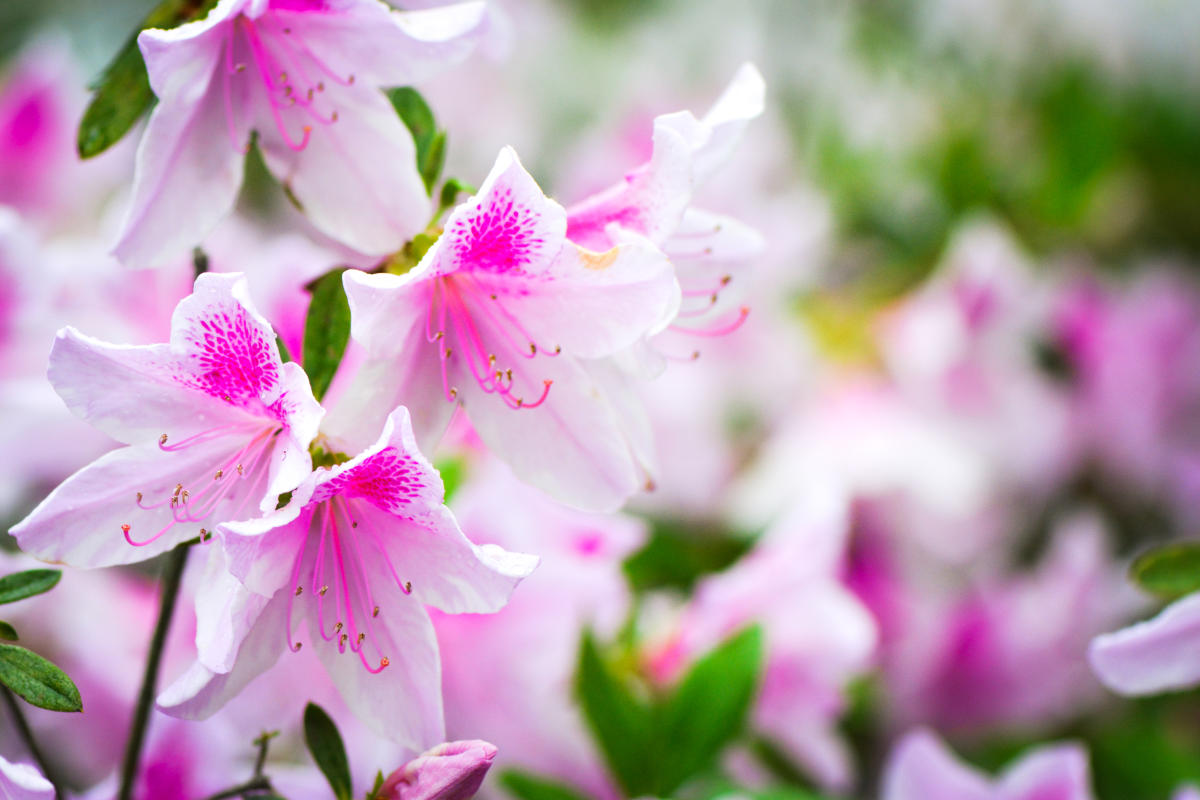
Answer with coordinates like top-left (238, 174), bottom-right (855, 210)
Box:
top-left (378, 740), bottom-right (497, 800)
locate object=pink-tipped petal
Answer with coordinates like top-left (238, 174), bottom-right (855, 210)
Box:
top-left (1089, 592), bottom-right (1200, 695)
top-left (881, 729), bottom-right (992, 800)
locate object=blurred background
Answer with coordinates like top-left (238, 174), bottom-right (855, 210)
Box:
top-left (2, 1), bottom-right (1200, 799)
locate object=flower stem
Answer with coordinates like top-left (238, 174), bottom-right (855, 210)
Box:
top-left (117, 542), bottom-right (192, 800)
top-left (198, 775), bottom-right (273, 800)
top-left (1, 686), bottom-right (61, 799)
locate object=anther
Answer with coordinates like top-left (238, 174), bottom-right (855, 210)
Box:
top-left (704, 247), bottom-right (713, 255)
top-left (490, 294), bottom-right (497, 300)
top-left (237, 464), bottom-right (245, 475)
top-left (721, 275), bottom-right (732, 285)
top-left (445, 347), bottom-right (453, 358)
top-left (372, 605), bottom-right (380, 617)
top-left (379, 656), bottom-right (389, 668)
top-left (554, 345), bottom-right (562, 354)
top-left (333, 622), bottom-right (343, 634)
top-left (331, 111), bottom-right (338, 122)
top-left (317, 81), bottom-right (325, 92)
top-left (449, 388), bottom-right (458, 399)
top-left (434, 331), bottom-right (444, 340)
top-left (351, 521), bottom-right (358, 528)
top-left (135, 492), bottom-right (143, 502)
top-left (199, 528), bottom-right (209, 541)
top-left (529, 343), bottom-right (537, 355)
top-left (214, 470), bottom-right (223, 480)
top-left (292, 642), bottom-right (302, 651)
top-left (283, 26), bottom-right (291, 33)
top-left (121, 524), bottom-right (131, 535)
top-left (319, 585), bottom-right (329, 596)
top-left (295, 585), bottom-right (303, 596)
top-left (279, 71), bottom-right (288, 83)
top-left (339, 633), bottom-right (348, 647)
top-left (348, 75), bottom-right (355, 85)
top-left (357, 633), bottom-right (365, 644)
top-left (404, 581), bottom-right (412, 594)
top-left (159, 434), bottom-right (168, 445)
top-left (235, 63), bottom-right (247, 73)
top-left (307, 88), bottom-right (314, 101)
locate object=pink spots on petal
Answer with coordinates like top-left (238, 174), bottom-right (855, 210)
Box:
top-left (451, 188), bottom-right (547, 275)
top-left (178, 302), bottom-right (282, 414)
top-left (316, 447), bottom-right (432, 514)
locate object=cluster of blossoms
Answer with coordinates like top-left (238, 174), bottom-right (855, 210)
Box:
top-left (3, 0), bottom-right (1200, 798)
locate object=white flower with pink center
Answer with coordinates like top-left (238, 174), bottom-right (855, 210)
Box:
top-left (159, 408), bottom-right (537, 752)
top-left (339, 146), bottom-right (680, 511)
top-left (112, 0), bottom-right (487, 268)
top-left (12, 272), bottom-right (322, 567)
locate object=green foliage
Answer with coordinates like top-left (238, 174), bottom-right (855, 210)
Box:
top-left (0, 569), bottom-right (60, 605)
top-left (302, 268), bottom-right (352, 402)
top-left (77, 0), bottom-right (219, 158)
top-left (499, 770), bottom-right (596, 800)
top-left (387, 87), bottom-right (447, 194)
top-left (0, 622), bottom-right (17, 642)
top-left (623, 520), bottom-right (753, 593)
top-left (1130, 543), bottom-right (1200, 600)
top-left (434, 455), bottom-right (469, 503)
top-left (0, 644), bottom-right (81, 712)
top-left (303, 702), bottom-right (352, 800)
top-left (574, 625), bottom-right (765, 796)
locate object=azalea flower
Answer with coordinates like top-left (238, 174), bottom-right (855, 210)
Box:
top-left (339, 146), bottom-right (679, 511)
top-left (112, 0), bottom-right (487, 269)
top-left (564, 63), bottom-right (766, 355)
top-left (159, 408), bottom-right (537, 752)
top-left (12, 272), bottom-right (322, 567)
top-left (882, 728), bottom-right (1095, 800)
top-left (379, 740), bottom-right (497, 800)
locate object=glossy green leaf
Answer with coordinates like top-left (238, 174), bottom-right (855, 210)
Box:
top-left (0, 622), bottom-right (17, 642)
top-left (0, 645), bottom-right (81, 712)
top-left (77, 0), bottom-right (219, 158)
top-left (499, 770), bottom-right (596, 800)
top-left (655, 625), bottom-right (764, 794)
top-left (574, 631), bottom-right (655, 796)
top-left (303, 702), bottom-right (352, 800)
top-left (1130, 543), bottom-right (1200, 599)
top-left (387, 87), bottom-right (446, 194)
top-left (0, 569), bottom-right (61, 605)
top-left (302, 269), bottom-right (351, 401)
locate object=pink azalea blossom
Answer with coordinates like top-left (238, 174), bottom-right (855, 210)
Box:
top-left (379, 740), bottom-right (497, 800)
top-left (112, 0), bottom-right (487, 268)
top-left (11, 272), bottom-right (322, 567)
top-left (565, 63), bottom-right (765, 356)
top-left (159, 408), bottom-right (537, 752)
top-left (339, 146), bottom-right (679, 511)
top-left (881, 728), bottom-right (1095, 800)
top-left (1089, 591), bottom-right (1200, 696)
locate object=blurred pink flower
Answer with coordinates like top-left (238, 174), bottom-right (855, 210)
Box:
top-left (12, 272), bottom-right (322, 566)
top-left (113, 0), bottom-right (486, 268)
top-left (379, 740), bottom-right (497, 800)
top-left (161, 408), bottom-right (536, 753)
top-left (0, 756), bottom-right (53, 800)
top-left (434, 462), bottom-right (644, 798)
top-left (882, 728), bottom-right (1094, 800)
top-left (341, 147), bottom-right (679, 511)
top-left (649, 484), bottom-right (876, 791)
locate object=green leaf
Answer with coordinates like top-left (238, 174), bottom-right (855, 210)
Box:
top-left (499, 770), bottom-right (596, 800)
top-left (0, 570), bottom-right (61, 605)
top-left (434, 177), bottom-right (476, 223)
top-left (623, 521), bottom-right (752, 594)
top-left (1130, 543), bottom-right (1200, 599)
top-left (655, 625), bottom-right (764, 794)
top-left (0, 622), bottom-right (17, 642)
top-left (302, 269), bottom-right (352, 402)
top-left (77, 0), bottom-right (219, 158)
top-left (303, 702), bottom-right (352, 800)
top-left (0, 645), bottom-right (81, 712)
top-left (276, 335), bottom-right (293, 365)
top-left (574, 631), bottom-right (656, 796)
top-left (387, 87), bottom-right (446, 194)
top-left (434, 456), bottom-right (468, 503)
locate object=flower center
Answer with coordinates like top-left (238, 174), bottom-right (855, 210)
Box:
top-left (424, 274), bottom-right (557, 409)
top-left (121, 423), bottom-right (277, 548)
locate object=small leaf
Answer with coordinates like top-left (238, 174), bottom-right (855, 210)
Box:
top-left (0, 645), bottom-right (82, 712)
top-left (302, 269), bottom-right (352, 402)
top-left (304, 702), bottom-right (352, 800)
top-left (276, 335), bottom-right (293, 365)
top-left (0, 623), bottom-right (17, 642)
top-left (574, 631), bottom-right (656, 796)
top-left (434, 177), bottom-right (476, 222)
top-left (655, 625), bottom-right (764, 794)
top-left (499, 770), bottom-right (596, 800)
top-left (1130, 543), bottom-right (1200, 599)
top-left (387, 87), bottom-right (446, 195)
top-left (77, 0), bottom-right (219, 158)
top-left (0, 570), bottom-right (61, 605)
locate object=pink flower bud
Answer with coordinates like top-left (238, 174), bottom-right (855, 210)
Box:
top-left (379, 740), bottom-right (498, 800)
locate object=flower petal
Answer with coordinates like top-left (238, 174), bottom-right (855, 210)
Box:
top-left (310, 568), bottom-right (444, 751)
top-left (194, 545), bottom-right (277, 673)
top-left (158, 588), bottom-right (289, 719)
top-left (881, 729), bottom-right (992, 800)
top-left (999, 744), bottom-right (1093, 800)
top-left (0, 755), bottom-right (54, 800)
top-left (113, 20), bottom-right (246, 269)
top-left (269, 0), bottom-right (485, 87)
top-left (256, 85), bottom-right (427, 256)
top-left (1089, 592), bottom-right (1200, 695)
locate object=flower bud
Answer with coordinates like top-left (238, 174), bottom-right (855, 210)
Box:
top-left (379, 740), bottom-right (498, 800)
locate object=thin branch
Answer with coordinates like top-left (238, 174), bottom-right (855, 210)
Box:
top-left (1, 686), bottom-right (62, 800)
